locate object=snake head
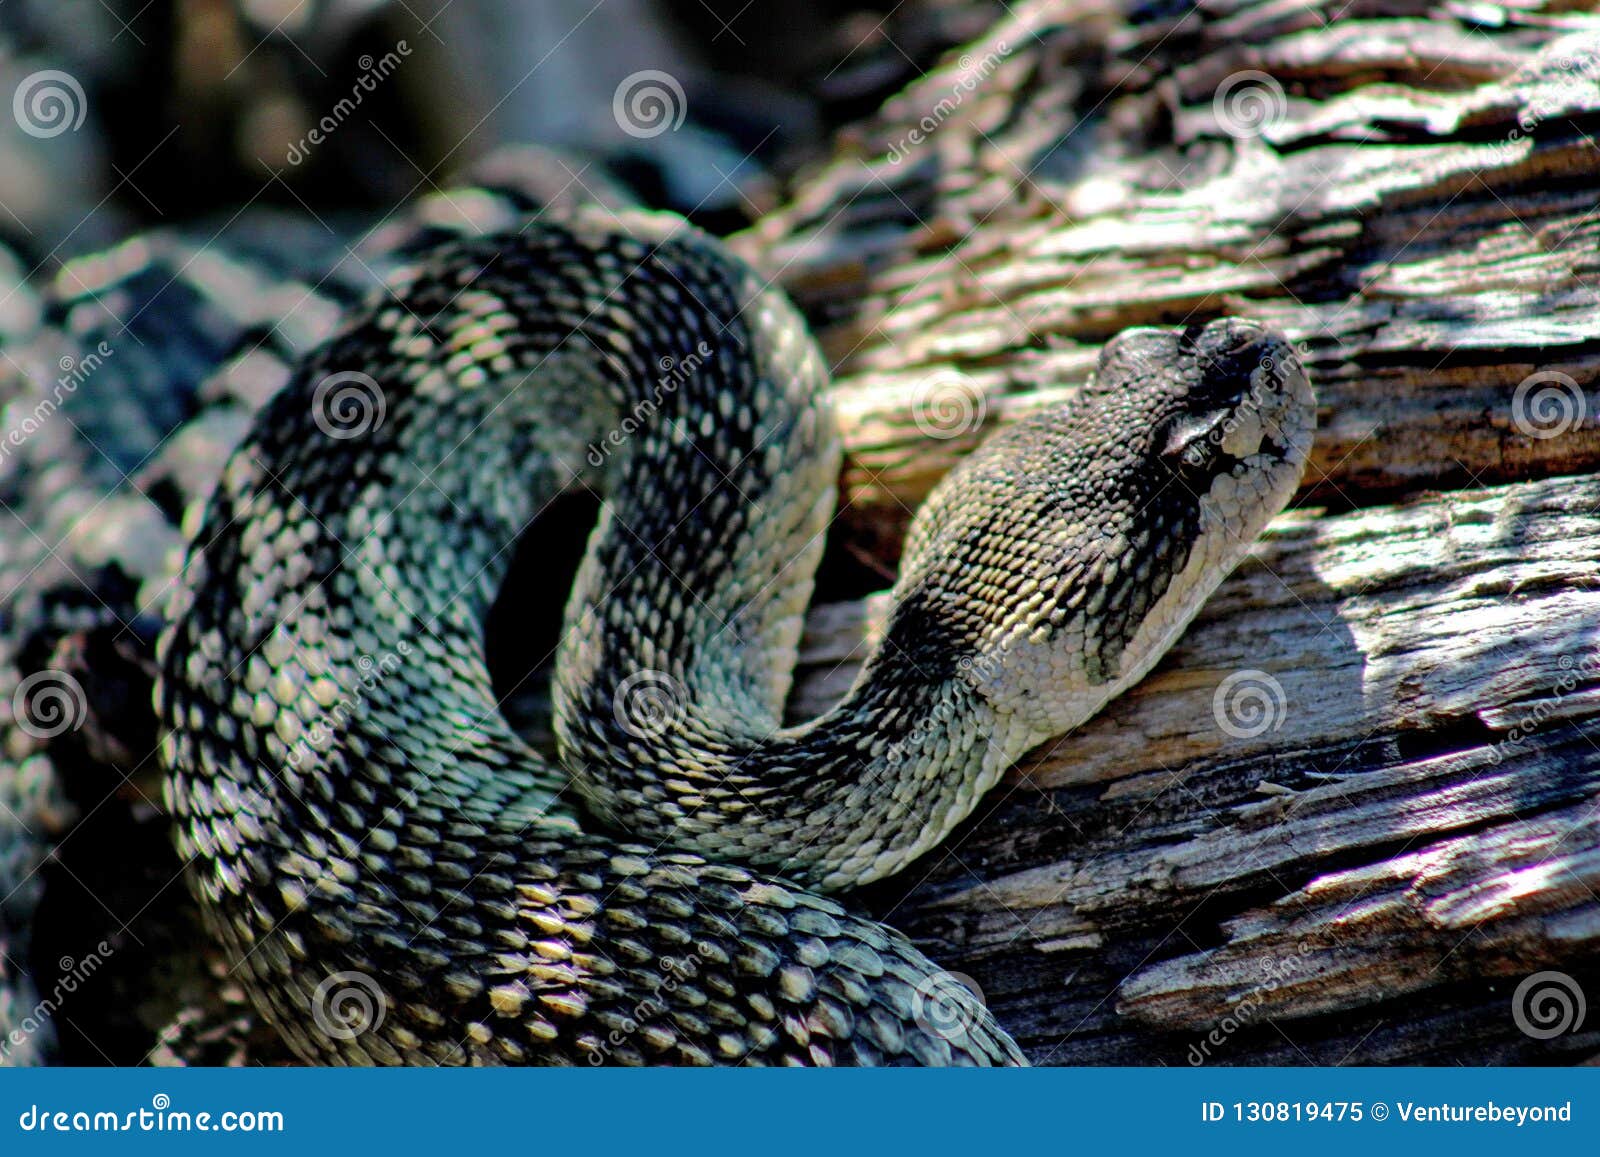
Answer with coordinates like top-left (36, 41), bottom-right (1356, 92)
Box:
top-left (1097, 318), bottom-right (1316, 504)
top-left (917, 317), bottom-right (1316, 750)
top-left (1073, 318), bottom-right (1318, 591)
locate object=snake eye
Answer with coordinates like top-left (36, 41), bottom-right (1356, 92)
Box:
top-left (1158, 408), bottom-right (1232, 466)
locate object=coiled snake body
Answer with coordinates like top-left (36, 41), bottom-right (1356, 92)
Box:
top-left (158, 208), bottom-right (1314, 1065)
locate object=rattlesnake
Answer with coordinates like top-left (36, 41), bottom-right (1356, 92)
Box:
top-left (153, 204), bottom-right (1314, 1065)
top-left (0, 152), bottom-right (646, 1065)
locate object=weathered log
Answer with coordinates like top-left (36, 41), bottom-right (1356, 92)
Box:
top-left (730, 0), bottom-right (1600, 555)
top-left (746, 0), bottom-right (1600, 1063)
top-left (790, 473), bottom-right (1600, 1062)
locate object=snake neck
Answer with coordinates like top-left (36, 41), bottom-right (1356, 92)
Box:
top-left (555, 548), bottom-right (1030, 891)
